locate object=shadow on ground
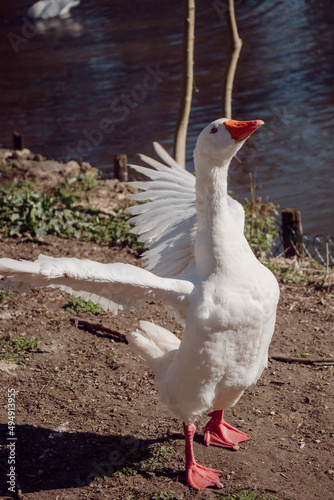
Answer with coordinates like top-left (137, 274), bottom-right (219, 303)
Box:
top-left (0, 423), bottom-right (161, 496)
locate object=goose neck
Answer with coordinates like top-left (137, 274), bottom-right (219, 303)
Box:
top-left (194, 164), bottom-right (232, 277)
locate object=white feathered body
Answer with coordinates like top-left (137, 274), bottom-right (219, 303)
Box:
top-left (130, 184), bottom-right (279, 424)
top-left (157, 258), bottom-right (278, 423)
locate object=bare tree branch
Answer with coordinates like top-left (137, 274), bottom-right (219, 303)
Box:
top-left (173, 0), bottom-right (195, 168)
top-left (221, 0), bottom-right (243, 119)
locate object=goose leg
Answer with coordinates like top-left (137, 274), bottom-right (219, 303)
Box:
top-left (204, 410), bottom-right (251, 450)
top-left (183, 422), bottom-right (223, 490)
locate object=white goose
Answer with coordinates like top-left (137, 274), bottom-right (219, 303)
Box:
top-left (0, 118), bottom-right (279, 490)
top-left (28, 0), bottom-right (80, 20)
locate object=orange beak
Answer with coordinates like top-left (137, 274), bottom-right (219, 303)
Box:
top-left (224, 119), bottom-right (264, 142)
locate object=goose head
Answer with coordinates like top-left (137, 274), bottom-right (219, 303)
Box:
top-left (193, 118), bottom-right (264, 170)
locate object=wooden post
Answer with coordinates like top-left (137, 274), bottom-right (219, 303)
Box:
top-left (114, 154), bottom-right (128, 182)
top-left (13, 131), bottom-right (24, 150)
top-left (282, 208), bottom-right (305, 258)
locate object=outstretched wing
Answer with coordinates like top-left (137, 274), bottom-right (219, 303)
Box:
top-left (128, 142), bottom-right (197, 277)
top-left (0, 255), bottom-right (193, 319)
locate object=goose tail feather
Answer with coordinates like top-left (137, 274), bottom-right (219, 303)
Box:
top-left (127, 320), bottom-right (180, 372)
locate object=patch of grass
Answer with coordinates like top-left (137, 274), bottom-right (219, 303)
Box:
top-left (0, 289), bottom-right (16, 301)
top-left (64, 298), bottom-right (104, 315)
top-left (265, 257), bottom-right (326, 284)
top-left (113, 444), bottom-right (174, 478)
top-left (114, 466), bottom-right (137, 477)
top-left (0, 334), bottom-right (42, 364)
top-left (221, 485), bottom-right (278, 500)
top-left (273, 266), bottom-right (310, 284)
top-left (150, 492), bottom-right (182, 500)
top-left (140, 444), bottom-right (174, 472)
top-left (295, 350), bottom-right (310, 359)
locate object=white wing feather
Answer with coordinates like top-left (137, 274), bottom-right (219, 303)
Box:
top-left (128, 143), bottom-right (197, 277)
top-left (128, 143), bottom-right (246, 277)
top-left (0, 255), bottom-right (193, 318)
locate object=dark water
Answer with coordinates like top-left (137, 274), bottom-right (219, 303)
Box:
top-left (0, 0), bottom-right (333, 234)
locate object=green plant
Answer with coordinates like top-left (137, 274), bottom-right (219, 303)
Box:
top-left (296, 350), bottom-right (310, 359)
top-left (81, 206), bottom-right (144, 253)
top-left (0, 334), bottom-right (42, 364)
top-left (0, 179), bottom-right (143, 253)
top-left (265, 259), bottom-right (315, 284)
top-left (243, 173), bottom-right (279, 259)
top-left (221, 485), bottom-right (278, 500)
top-left (150, 492), bottom-right (181, 500)
top-left (64, 298), bottom-right (104, 315)
top-left (0, 185), bottom-right (88, 239)
top-left (276, 267), bottom-right (310, 284)
top-left (0, 289), bottom-right (16, 301)
top-left (113, 444), bottom-right (174, 478)
top-left (54, 173), bottom-right (100, 205)
top-left (140, 444), bottom-right (174, 472)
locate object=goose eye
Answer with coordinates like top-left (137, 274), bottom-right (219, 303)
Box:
top-left (210, 127), bottom-right (218, 134)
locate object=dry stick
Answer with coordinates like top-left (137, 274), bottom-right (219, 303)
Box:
top-left (173, 0), bottom-right (195, 168)
top-left (271, 355), bottom-right (334, 365)
top-left (70, 318), bottom-right (127, 343)
top-left (221, 0), bottom-right (243, 119)
top-left (325, 241), bottom-right (330, 281)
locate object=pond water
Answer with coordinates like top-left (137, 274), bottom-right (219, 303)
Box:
top-left (0, 0), bottom-right (333, 234)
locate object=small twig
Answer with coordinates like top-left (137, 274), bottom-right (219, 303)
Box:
top-left (271, 355), bottom-right (334, 365)
top-left (20, 233), bottom-right (47, 245)
top-left (70, 318), bottom-right (127, 343)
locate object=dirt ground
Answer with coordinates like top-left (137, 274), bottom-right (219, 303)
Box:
top-left (0, 236), bottom-right (333, 500)
top-left (0, 152), bottom-right (333, 499)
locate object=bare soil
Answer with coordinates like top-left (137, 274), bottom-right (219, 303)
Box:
top-left (0, 153), bottom-right (333, 500)
top-left (0, 237), bottom-right (333, 500)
